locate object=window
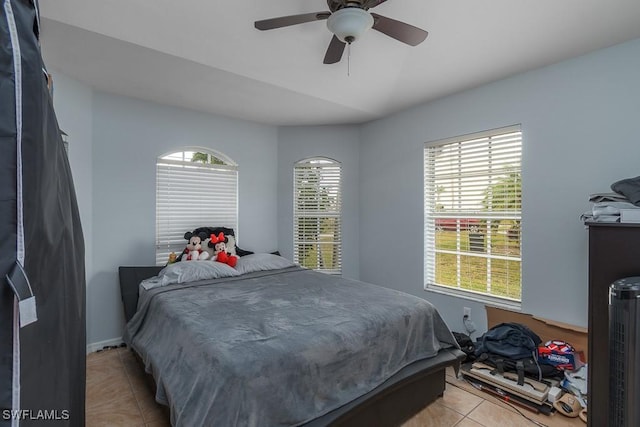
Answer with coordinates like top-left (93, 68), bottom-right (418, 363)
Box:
top-left (424, 125), bottom-right (522, 304)
top-left (293, 157), bottom-right (342, 274)
top-left (156, 148), bottom-right (238, 265)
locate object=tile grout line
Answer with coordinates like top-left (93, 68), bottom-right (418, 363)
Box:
top-left (453, 415), bottom-right (488, 427)
top-left (117, 349), bottom-right (148, 424)
top-left (441, 379), bottom-right (487, 417)
top-left (86, 349), bottom-right (146, 425)
top-left (119, 349), bottom-right (171, 426)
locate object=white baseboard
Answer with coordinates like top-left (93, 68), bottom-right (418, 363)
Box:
top-left (86, 337), bottom-right (124, 354)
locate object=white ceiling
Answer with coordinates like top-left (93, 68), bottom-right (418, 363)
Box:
top-left (39, 0), bottom-right (640, 126)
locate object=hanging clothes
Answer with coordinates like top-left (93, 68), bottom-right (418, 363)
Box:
top-left (1, 1), bottom-right (86, 425)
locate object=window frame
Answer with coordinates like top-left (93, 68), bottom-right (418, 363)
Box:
top-left (155, 147), bottom-right (238, 265)
top-left (293, 157), bottom-right (343, 275)
top-left (423, 125), bottom-right (522, 307)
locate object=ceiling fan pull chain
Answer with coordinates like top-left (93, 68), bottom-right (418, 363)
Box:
top-left (347, 42), bottom-right (351, 76)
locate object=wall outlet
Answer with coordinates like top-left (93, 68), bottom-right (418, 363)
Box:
top-left (463, 307), bottom-right (471, 318)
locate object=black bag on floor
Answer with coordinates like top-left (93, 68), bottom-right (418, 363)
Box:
top-left (452, 332), bottom-right (476, 362)
top-left (474, 322), bottom-right (561, 384)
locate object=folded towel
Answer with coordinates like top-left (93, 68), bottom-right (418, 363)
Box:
top-left (589, 192), bottom-right (629, 203)
top-left (580, 212), bottom-right (619, 223)
top-left (592, 201), bottom-right (639, 216)
top-left (611, 176), bottom-right (640, 206)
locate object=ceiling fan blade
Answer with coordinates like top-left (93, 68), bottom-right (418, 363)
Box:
top-left (255, 12), bottom-right (330, 30)
top-left (323, 35), bottom-right (346, 64)
top-left (371, 13), bottom-right (428, 46)
top-left (362, 0), bottom-right (389, 10)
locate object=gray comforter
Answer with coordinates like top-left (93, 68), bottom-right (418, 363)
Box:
top-left (124, 266), bottom-right (457, 427)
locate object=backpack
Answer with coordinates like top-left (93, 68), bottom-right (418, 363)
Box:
top-left (474, 322), bottom-right (561, 384)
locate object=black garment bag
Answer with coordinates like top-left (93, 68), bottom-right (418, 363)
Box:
top-left (1, 1), bottom-right (85, 425)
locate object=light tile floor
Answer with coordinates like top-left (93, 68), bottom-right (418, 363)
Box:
top-left (86, 347), bottom-right (169, 427)
top-left (86, 347), bottom-right (586, 427)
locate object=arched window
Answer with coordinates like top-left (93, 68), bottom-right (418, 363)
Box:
top-left (155, 148), bottom-right (238, 265)
top-left (293, 157), bottom-right (342, 275)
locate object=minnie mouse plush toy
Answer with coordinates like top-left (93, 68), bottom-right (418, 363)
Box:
top-left (208, 232), bottom-right (238, 268)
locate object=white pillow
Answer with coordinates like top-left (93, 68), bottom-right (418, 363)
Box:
top-left (234, 253), bottom-right (297, 275)
top-left (141, 260), bottom-right (239, 290)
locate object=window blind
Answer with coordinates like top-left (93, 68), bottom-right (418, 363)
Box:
top-left (424, 125), bottom-right (522, 302)
top-left (156, 152), bottom-right (238, 265)
top-left (293, 158), bottom-right (342, 275)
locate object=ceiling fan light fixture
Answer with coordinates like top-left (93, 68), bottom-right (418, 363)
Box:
top-left (326, 7), bottom-right (374, 43)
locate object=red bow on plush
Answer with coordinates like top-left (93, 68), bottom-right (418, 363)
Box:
top-left (210, 232), bottom-right (225, 244)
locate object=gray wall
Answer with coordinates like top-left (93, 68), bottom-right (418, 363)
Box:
top-left (359, 37), bottom-right (640, 334)
top-left (277, 126), bottom-right (360, 279)
top-left (52, 37), bottom-right (640, 348)
top-left (52, 85), bottom-right (280, 346)
top-left (89, 93), bottom-right (279, 344)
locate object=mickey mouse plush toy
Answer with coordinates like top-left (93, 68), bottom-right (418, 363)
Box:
top-left (179, 231), bottom-right (210, 261)
top-left (208, 232), bottom-right (238, 268)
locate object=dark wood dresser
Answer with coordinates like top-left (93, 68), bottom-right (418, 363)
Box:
top-left (587, 222), bottom-right (640, 426)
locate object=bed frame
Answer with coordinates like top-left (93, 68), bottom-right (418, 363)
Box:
top-left (118, 266), bottom-right (464, 426)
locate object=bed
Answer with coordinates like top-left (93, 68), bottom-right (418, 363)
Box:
top-left (120, 254), bottom-right (463, 427)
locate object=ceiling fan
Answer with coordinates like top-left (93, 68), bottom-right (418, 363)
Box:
top-left (254, 0), bottom-right (428, 64)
